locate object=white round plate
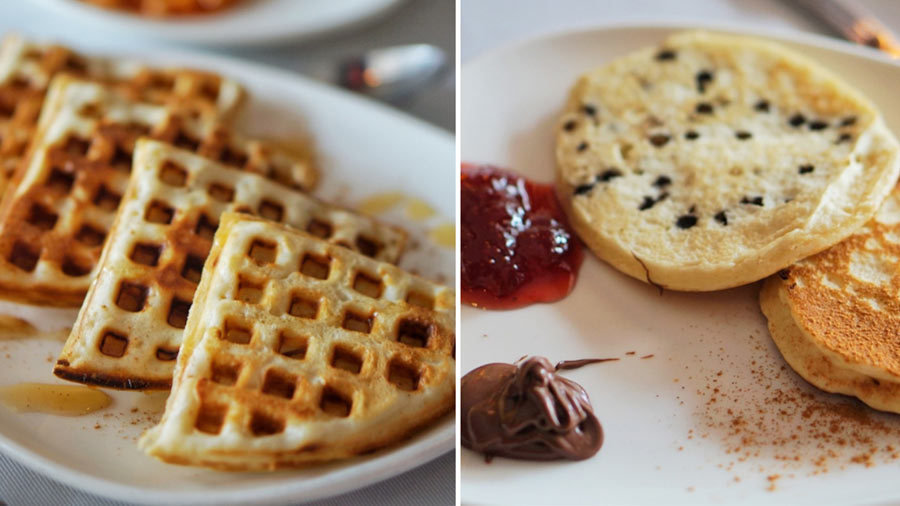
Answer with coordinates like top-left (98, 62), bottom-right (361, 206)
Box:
top-left (461, 22), bottom-right (900, 506)
top-left (28, 0), bottom-right (404, 46)
top-left (0, 43), bottom-right (454, 505)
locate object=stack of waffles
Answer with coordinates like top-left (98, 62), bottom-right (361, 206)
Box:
top-left (0, 34), bottom-right (455, 470)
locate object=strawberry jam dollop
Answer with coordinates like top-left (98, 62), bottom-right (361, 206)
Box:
top-left (461, 163), bottom-right (583, 309)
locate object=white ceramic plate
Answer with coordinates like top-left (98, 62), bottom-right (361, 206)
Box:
top-left (28, 0), bottom-right (404, 46)
top-left (461, 22), bottom-right (900, 505)
top-left (0, 44), bottom-right (454, 505)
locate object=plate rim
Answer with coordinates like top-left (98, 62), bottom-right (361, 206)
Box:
top-left (28, 0), bottom-right (406, 46)
top-left (0, 416), bottom-right (454, 506)
top-left (0, 40), bottom-right (455, 506)
top-left (462, 18), bottom-right (900, 75)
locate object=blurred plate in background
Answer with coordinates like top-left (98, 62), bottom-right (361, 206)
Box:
top-left (28, 0), bottom-right (404, 46)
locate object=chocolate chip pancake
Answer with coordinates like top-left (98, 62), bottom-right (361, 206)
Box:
top-left (556, 30), bottom-right (900, 291)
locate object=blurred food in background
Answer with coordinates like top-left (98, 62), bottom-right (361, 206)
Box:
top-left (79, 0), bottom-right (239, 17)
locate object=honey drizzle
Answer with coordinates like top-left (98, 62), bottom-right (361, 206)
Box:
top-left (358, 192), bottom-right (406, 216)
top-left (0, 383), bottom-right (112, 416)
top-left (405, 198), bottom-right (436, 221)
top-left (358, 193), bottom-right (452, 249)
top-left (430, 223), bottom-right (455, 248)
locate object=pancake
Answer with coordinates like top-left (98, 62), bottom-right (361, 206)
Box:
top-left (760, 183), bottom-right (900, 413)
top-left (556, 30), bottom-right (900, 291)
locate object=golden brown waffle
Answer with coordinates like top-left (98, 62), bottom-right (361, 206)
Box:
top-left (0, 75), bottom-right (316, 307)
top-left (80, 0), bottom-right (239, 16)
top-left (0, 33), bottom-right (243, 191)
top-left (139, 212), bottom-right (454, 470)
top-left (55, 139), bottom-right (407, 389)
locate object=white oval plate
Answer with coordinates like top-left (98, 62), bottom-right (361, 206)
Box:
top-left (28, 0), bottom-right (404, 46)
top-left (462, 22), bottom-right (900, 506)
top-left (0, 43), bottom-right (454, 505)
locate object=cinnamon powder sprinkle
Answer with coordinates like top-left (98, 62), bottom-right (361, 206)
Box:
top-left (686, 332), bottom-right (900, 490)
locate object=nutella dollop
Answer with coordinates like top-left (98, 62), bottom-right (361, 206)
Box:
top-left (461, 356), bottom-right (603, 461)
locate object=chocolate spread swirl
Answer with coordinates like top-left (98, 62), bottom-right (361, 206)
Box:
top-left (461, 356), bottom-right (603, 461)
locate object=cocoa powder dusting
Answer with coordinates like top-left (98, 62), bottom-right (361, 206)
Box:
top-left (688, 332), bottom-right (900, 490)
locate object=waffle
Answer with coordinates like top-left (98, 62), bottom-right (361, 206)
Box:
top-left (139, 212), bottom-right (454, 470)
top-left (54, 139), bottom-right (406, 389)
top-left (0, 75), bottom-right (316, 307)
top-left (0, 33), bottom-right (243, 191)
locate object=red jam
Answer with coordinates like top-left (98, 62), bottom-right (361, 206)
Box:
top-left (461, 163), bottom-right (583, 309)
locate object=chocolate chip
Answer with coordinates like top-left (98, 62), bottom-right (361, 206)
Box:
top-left (685, 131), bottom-right (699, 140)
top-left (741, 196), bottom-right (764, 206)
top-left (735, 131), bottom-right (752, 140)
top-left (655, 49), bottom-right (676, 61)
top-left (577, 142), bottom-right (588, 152)
top-left (840, 116), bottom-right (857, 127)
top-left (563, 120), bottom-right (577, 132)
top-left (653, 175), bottom-right (671, 188)
top-left (754, 100), bottom-right (770, 112)
top-left (582, 104), bottom-right (597, 117)
top-left (574, 183), bottom-right (595, 196)
top-left (695, 102), bottom-right (713, 114)
top-left (836, 133), bottom-right (852, 144)
top-left (696, 70), bottom-right (713, 93)
top-left (798, 164), bottom-right (814, 174)
top-left (676, 215), bottom-right (698, 229)
top-left (599, 169), bottom-right (623, 182)
top-left (638, 192), bottom-right (669, 211)
top-left (808, 120), bottom-right (828, 131)
top-left (649, 134), bottom-right (670, 147)
top-left (777, 269), bottom-right (790, 280)
top-left (789, 114), bottom-right (806, 127)
top-left (688, 205), bottom-right (696, 214)
top-left (714, 211), bottom-right (728, 226)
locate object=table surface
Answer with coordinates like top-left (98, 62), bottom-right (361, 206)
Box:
top-left (0, 1), bottom-right (454, 505)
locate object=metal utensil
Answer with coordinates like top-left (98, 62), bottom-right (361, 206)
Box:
top-left (320, 44), bottom-right (448, 104)
top-left (791, 0), bottom-right (900, 58)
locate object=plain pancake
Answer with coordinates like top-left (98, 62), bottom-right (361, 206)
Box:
top-left (760, 184), bottom-right (900, 414)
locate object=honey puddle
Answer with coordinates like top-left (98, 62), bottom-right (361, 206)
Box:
top-left (0, 314), bottom-right (69, 341)
top-left (405, 198), bottom-right (437, 221)
top-left (358, 192), bottom-right (406, 216)
top-left (358, 192), bottom-right (453, 249)
top-left (430, 223), bottom-right (456, 248)
top-left (0, 383), bottom-right (112, 416)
